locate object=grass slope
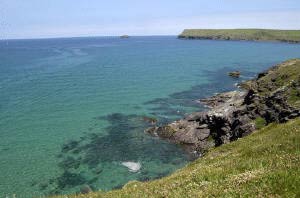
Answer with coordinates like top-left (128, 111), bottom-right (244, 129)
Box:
top-left (242, 59), bottom-right (300, 108)
top-left (178, 29), bottom-right (300, 43)
top-left (56, 118), bottom-right (300, 198)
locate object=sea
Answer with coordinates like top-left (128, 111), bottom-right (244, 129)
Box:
top-left (0, 36), bottom-right (299, 197)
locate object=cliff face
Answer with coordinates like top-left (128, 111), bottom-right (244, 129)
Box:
top-left (178, 29), bottom-right (300, 43)
top-left (146, 59), bottom-right (300, 157)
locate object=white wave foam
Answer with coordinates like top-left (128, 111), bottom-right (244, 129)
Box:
top-left (121, 161), bottom-right (141, 173)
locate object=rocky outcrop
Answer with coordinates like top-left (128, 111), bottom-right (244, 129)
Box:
top-left (228, 71), bottom-right (241, 78)
top-left (146, 59), bottom-right (300, 158)
top-left (120, 35), bottom-right (130, 39)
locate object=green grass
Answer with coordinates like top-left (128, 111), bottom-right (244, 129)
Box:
top-left (289, 89), bottom-right (300, 107)
top-left (54, 118), bottom-right (300, 198)
top-left (178, 29), bottom-right (300, 43)
top-left (254, 117), bottom-right (267, 130)
top-left (244, 59), bottom-right (300, 108)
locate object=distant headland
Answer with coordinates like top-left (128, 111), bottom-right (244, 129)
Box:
top-left (178, 29), bottom-right (300, 43)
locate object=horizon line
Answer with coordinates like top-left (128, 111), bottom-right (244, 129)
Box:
top-left (1, 34), bottom-right (178, 41)
top-left (3, 27), bottom-right (300, 41)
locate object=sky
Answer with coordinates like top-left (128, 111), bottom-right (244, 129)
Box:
top-left (1, 0), bottom-right (300, 39)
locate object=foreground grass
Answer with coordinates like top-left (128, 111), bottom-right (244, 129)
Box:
top-left (178, 29), bottom-right (300, 43)
top-left (55, 118), bottom-right (300, 198)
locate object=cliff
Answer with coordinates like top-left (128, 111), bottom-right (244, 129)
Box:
top-left (178, 29), bottom-right (300, 43)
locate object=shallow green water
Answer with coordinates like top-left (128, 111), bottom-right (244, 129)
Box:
top-left (0, 36), bottom-right (299, 197)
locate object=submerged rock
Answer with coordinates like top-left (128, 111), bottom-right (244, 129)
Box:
top-left (120, 35), bottom-right (130, 39)
top-left (228, 71), bottom-right (241, 78)
top-left (80, 185), bottom-right (92, 194)
top-left (142, 116), bottom-right (157, 124)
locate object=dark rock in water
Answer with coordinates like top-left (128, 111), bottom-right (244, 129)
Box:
top-left (58, 156), bottom-right (81, 170)
top-left (1, 147), bottom-right (9, 152)
top-left (145, 126), bottom-right (158, 136)
top-left (139, 176), bottom-right (151, 182)
top-left (142, 116), bottom-right (157, 124)
top-left (49, 178), bottom-right (55, 185)
top-left (88, 177), bottom-right (99, 184)
top-left (93, 167), bottom-right (103, 175)
top-left (71, 148), bottom-right (81, 154)
top-left (112, 184), bottom-right (124, 190)
top-left (39, 182), bottom-right (48, 190)
top-left (30, 180), bottom-right (38, 187)
top-left (61, 140), bottom-right (79, 153)
top-left (120, 35), bottom-right (130, 39)
top-left (80, 185), bottom-right (92, 194)
top-left (228, 71), bottom-right (241, 78)
top-left (56, 171), bottom-right (86, 189)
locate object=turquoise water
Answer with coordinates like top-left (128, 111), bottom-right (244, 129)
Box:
top-left (0, 36), bottom-right (300, 197)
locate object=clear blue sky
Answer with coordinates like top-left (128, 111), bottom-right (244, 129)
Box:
top-left (1, 0), bottom-right (300, 39)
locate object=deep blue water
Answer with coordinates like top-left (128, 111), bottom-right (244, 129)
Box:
top-left (0, 36), bottom-right (299, 197)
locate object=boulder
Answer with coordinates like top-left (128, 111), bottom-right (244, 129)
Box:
top-left (80, 185), bottom-right (92, 194)
top-left (120, 35), bottom-right (130, 38)
top-left (228, 71), bottom-right (241, 78)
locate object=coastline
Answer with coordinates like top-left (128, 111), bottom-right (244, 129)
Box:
top-left (55, 58), bottom-right (300, 198)
top-left (178, 29), bottom-right (300, 43)
top-left (146, 59), bottom-right (300, 158)
top-left (3, 37), bottom-right (300, 198)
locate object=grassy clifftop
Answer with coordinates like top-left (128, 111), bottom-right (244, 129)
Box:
top-left (178, 29), bottom-right (300, 43)
top-left (55, 118), bottom-right (300, 198)
top-left (242, 59), bottom-right (300, 108)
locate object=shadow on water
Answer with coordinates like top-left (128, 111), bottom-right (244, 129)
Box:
top-left (145, 68), bottom-right (256, 121)
top-left (42, 67), bottom-right (255, 195)
top-left (44, 113), bottom-right (189, 195)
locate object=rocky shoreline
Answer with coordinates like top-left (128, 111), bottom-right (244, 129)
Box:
top-left (146, 59), bottom-right (300, 158)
